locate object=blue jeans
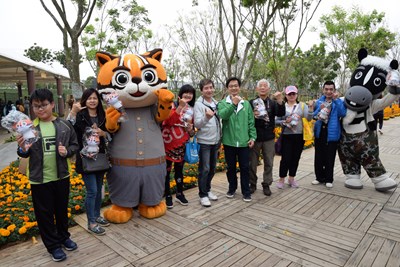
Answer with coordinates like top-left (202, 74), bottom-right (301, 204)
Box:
top-left (224, 145), bottom-right (251, 197)
top-left (83, 172), bottom-right (105, 225)
top-left (198, 143), bottom-right (219, 198)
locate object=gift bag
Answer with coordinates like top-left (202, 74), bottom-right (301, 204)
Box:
top-left (184, 135), bottom-right (200, 164)
top-left (302, 118), bottom-right (314, 141)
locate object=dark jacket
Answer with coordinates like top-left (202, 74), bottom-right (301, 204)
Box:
top-left (250, 96), bottom-right (285, 141)
top-left (313, 96), bottom-right (346, 142)
top-left (73, 109), bottom-right (108, 174)
top-left (17, 117), bottom-right (79, 183)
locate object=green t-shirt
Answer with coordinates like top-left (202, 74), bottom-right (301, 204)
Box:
top-left (30, 121), bottom-right (58, 184)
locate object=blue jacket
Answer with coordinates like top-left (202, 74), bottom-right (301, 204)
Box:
top-left (313, 96), bottom-right (346, 142)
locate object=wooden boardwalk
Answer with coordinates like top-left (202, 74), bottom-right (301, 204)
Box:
top-left (1, 118), bottom-right (400, 266)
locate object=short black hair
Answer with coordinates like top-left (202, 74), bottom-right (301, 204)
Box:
top-left (199, 79), bottom-right (214, 91)
top-left (178, 84), bottom-right (196, 107)
top-left (323, 80), bottom-right (335, 90)
top-left (226, 77), bottom-right (241, 88)
top-left (30, 88), bottom-right (54, 104)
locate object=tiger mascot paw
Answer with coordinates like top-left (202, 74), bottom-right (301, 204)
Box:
top-left (105, 107), bottom-right (121, 133)
top-left (103, 204), bottom-right (133, 224)
top-left (138, 202), bottom-right (167, 219)
top-left (154, 89), bottom-right (174, 122)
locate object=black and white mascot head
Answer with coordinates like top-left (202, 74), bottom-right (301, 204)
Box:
top-left (344, 48), bottom-right (399, 112)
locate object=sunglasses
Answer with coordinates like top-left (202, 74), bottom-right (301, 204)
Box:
top-left (287, 92), bottom-right (297, 96)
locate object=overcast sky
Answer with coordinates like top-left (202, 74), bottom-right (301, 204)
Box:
top-left (0, 0), bottom-right (399, 80)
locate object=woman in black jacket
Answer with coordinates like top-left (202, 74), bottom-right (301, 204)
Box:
top-left (68, 88), bottom-right (110, 235)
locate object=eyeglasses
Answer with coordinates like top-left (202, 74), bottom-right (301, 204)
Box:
top-left (32, 103), bottom-right (50, 110)
top-left (287, 93), bottom-right (297, 96)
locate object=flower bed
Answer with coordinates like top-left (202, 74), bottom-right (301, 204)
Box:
top-left (0, 153), bottom-right (227, 248)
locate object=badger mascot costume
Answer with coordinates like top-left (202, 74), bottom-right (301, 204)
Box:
top-left (339, 48), bottom-right (399, 192)
top-left (96, 49), bottom-right (174, 223)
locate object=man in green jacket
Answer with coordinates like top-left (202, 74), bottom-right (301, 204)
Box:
top-left (218, 77), bottom-right (257, 202)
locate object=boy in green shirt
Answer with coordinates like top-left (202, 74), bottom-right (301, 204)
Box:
top-left (17, 89), bottom-right (79, 262)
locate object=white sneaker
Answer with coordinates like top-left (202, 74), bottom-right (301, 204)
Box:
top-left (378, 129), bottom-right (383, 135)
top-left (208, 191), bottom-right (218, 201)
top-left (200, 197), bottom-right (211, 207)
top-left (326, 183), bottom-right (333, 188)
top-left (311, 180), bottom-right (320, 185)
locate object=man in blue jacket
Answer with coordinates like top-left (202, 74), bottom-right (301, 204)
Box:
top-left (312, 81), bottom-right (346, 188)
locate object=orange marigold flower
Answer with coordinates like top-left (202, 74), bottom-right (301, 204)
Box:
top-left (18, 227), bottom-right (27, 235)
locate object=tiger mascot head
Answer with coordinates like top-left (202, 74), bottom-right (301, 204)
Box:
top-left (96, 49), bottom-right (168, 108)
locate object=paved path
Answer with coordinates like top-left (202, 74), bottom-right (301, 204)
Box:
top-left (0, 129), bottom-right (16, 170)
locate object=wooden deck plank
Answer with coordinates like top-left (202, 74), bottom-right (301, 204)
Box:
top-left (371, 239), bottom-right (396, 267)
top-left (198, 239), bottom-right (243, 267)
top-left (251, 204), bottom-right (364, 242)
top-left (368, 209), bottom-right (400, 242)
top-left (215, 218), bottom-right (345, 267)
top-left (170, 234), bottom-right (236, 267)
top-left (134, 228), bottom-right (213, 266)
top-left (357, 236), bottom-right (385, 267)
top-left (231, 212), bottom-right (356, 258)
top-left (214, 244), bottom-right (256, 267)
top-left (344, 233), bottom-right (375, 267)
top-left (348, 202), bottom-right (377, 231)
top-left (341, 201), bottom-right (369, 228)
top-left (386, 241), bottom-right (400, 267)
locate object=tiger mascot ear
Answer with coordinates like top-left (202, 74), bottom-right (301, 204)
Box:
top-left (96, 52), bottom-right (118, 67)
top-left (141, 49), bottom-right (163, 62)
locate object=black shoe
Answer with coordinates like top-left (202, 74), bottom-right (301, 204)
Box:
top-left (176, 194), bottom-right (188, 206)
top-left (243, 195), bottom-right (252, 202)
top-left (166, 195), bottom-right (173, 209)
top-left (88, 224), bottom-right (106, 236)
top-left (263, 185), bottom-right (271, 196)
top-left (63, 238), bottom-right (78, 251)
top-left (50, 248), bottom-right (67, 262)
top-left (250, 186), bottom-right (256, 194)
top-left (96, 216), bottom-right (110, 227)
top-left (226, 191), bottom-right (235, 198)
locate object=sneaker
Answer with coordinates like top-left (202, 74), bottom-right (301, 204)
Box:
top-left (176, 194), bottom-right (189, 206)
top-left (96, 216), bottom-right (110, 227)
top-left (378, 129), bottom-right (383, 135)
top-left (208, 191), bottom-right (218, 201)
top-left (311, 180), bottom-right (320, 185)
top-left (326, 183), bottom-right (333, 188)
top-left (50, 248), bottom-right (67, 262)
top-left (166, 195), bottom-right (173, 209)
top-left (88, 224), bottom-right (106, 236)
top-left (243, 195), bottom-right (252, 202)
top-left (276, 181), bottom-right (284, 189)
top-left (289, 180), bottom-right (299, 188)
top-left (200, 197), bottom-right (211, 207)
top-left (226, 191), bottom-right (235, 198)
top-left (263, 185), bottom-right (271, 196)
top-left (63, 238), bottom-right (78, 251)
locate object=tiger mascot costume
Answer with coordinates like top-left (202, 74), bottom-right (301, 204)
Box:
top-left (96, 49), bottom-right (174, 223)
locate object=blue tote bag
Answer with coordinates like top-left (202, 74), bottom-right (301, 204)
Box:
top-left (184, 135), bottom-right (200, 164)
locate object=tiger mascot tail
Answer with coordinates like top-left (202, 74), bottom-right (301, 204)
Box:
top-left (96, 49), bottom-right (174, 223)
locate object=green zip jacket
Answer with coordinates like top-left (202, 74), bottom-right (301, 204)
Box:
top-left (218, 97), bottom-right (256, 147)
